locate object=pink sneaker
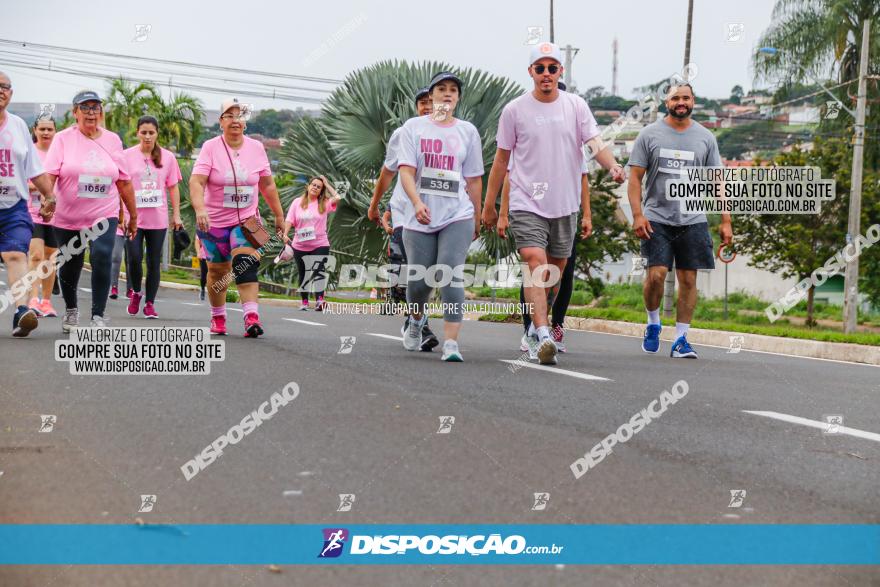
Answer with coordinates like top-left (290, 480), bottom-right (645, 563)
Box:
top-left (28, 297), bottom-right (43, 316)
top-left (551, 324), bottom-right (566, 353)
top-left (244, 312), bottom-right (263, 338)
top-left (40, 299), bottom-right (57, 317)
top-left (109, 285), bottom-right (119, 299)
top-left (210, 315), bottom-right (227, 335)
top-left (143, 301), bottom-right (158, 319)
top-left (315, 296), bottom-right (325, 312)
top-left (126, 288), bottom-right (133, 299)
top-left (127, 292), bottom-right (142, 316)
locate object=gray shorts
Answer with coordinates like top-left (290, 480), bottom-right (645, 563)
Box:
top-left (509, 211), bottom-right (577, 259)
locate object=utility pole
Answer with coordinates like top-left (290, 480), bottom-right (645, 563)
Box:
top-left (549, 0), bottom-right (555, 43)
top-left (611, 38), bottom-right (619, 96)
top-left (843, 18), bottom-right (871, 333)
top-left (663, 0), bottom-right (695, 318)
top-left (563, 44), bottom-right (579, 90)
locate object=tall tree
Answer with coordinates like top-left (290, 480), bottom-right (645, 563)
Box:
top-left (103, 77), bottom-right (159, 145)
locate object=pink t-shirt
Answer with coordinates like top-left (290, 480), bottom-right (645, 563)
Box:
top-left (285, 196), bottom-right (337, 251)
top-left (28, 147), bottom-right (50, 224)
top-left (122, 146), bottom-right (182, 230)
top-left (43, 126), bottom-right (130, 230)
top-left (497, 91), bottom-right (600, 219)
top-left (192, 135), bottom-right (271, 228)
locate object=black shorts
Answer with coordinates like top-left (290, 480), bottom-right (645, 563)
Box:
top-left (640, 221), bottom-right (715, 271)
top-left (32, 223), bottom-right (58, 249)
top-left (389, 226), bottom-right (407, 264)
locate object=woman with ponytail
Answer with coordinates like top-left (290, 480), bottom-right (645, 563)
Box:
top-left (121, 115), bottom-right (183, 318)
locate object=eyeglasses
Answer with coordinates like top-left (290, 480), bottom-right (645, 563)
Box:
top-left (0, 83), bottom-right (11, 92)
top-left (221, 114), bottom-right (248, 121)
top-left (78, 104), bottom-right (103, 113)
top-left (533, 64), bottom-right (560, 75)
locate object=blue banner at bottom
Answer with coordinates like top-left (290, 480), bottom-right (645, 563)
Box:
top-left (0, 525), bottom-right (877, 565)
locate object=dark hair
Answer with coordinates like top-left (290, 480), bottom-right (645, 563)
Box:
top-left (137, 115), bottom-right (163, 168)
top-left (667, 82), bottom-right (694, 96)
top-left (31, 116), bottom-right (56, 144)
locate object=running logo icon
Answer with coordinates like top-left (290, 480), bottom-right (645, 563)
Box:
top-left (531, 492), bottom-right (550, 511)
top-left (138, 495), bottom-right (157, 513)
top-left (726, 23), bottom-right (744, 42)
top-left (318, 528), bottom-right (348, 558)
top-left (437, 416), bottom-right (455, 434)
top-left (524, 26), bottom-right (543, 45)
top-left (727, 335), bottom-right (744, 354)
top-left (38, 104), bottom-right (55, 120)
top-left (38, 415), bottom-right (56, 433)
top-left (825, 101), bottom-right (842, 120)
top-left (630, 255), bottom-right (647, 276)
top-left (823, 414), bottom-right (843, 435)
top-left (337, 494), bottom-right (356, 512)
top-left (338, 336), bottom-right (356, 354)
top-left (728, 490), bottom-right (746, 508)
top-left (132, 24), bottom-right (152, 42)
top-left (531, 182), bottom-right (548, 201)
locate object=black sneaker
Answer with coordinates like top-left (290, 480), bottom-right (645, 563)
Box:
top-left (12, 305), bottom-right (38, 338)
top-left (52, 277), bottom-right (60, 295)
top-left (420, 323), bottom-right (439, 352)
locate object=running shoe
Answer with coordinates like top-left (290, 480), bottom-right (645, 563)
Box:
top-left (126, 288), bottom-right (133, 299)
top-left (12, 306), bottom-right (38, 338)
top-left (642, 324), bottom-right (662, 353)
top-left (109, 285), bottom-right (118, 299)
top-left (420, 323), bottom-right (439, 352)
top-left (199, 289), bottom-right (206, 302)
top-left (520, 332), bottom-right (530, 353)
top-left (441, 339), bottom-right (463, 362)
top-left (403, 315), bottom-right (426, 351)
top-left (400, 316), bottom-right (410, 338)
top-left (90, 314), bottom-right (109, 327)
top-left (551, 324), bottom-right (566, 353)
top-left (670, 335), bottom-right (698, 359)
top-left (300, 300), bottom-right (309, 311)
top-left (39, 299), bottom-right (57, 317)
top-left (537, 337), bottom-right (558, 365)
top-left (28, 297), bottom-right (42, 316)
top-left (62, 308), bottom-right (79, 333)
top-left (210, 315), bottom-right (227, 336)
top-left (127, 292), bottom-right (142, 316)
top-left (524, 333), bottom-right (539, 361)
top-left (143, 301), bottom-right (158, 319)
top-left (315, 296), bottom-right (325, 312)
top-left (244, 312), bottom-right (263, 338)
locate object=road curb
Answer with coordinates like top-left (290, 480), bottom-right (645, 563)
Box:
top-left (563, 316), bottom-right (880, 366)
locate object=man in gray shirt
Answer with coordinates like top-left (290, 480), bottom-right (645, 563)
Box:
top-left (627, 83), bottom-right (733, 359)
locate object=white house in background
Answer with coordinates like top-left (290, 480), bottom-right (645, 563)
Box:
top-left (786, 105), bottom-right (820, 125)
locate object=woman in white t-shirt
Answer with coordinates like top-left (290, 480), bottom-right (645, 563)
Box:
top-left (397, 72), bottom-right (484, 362)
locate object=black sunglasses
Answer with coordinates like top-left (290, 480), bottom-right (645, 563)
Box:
top-left (533, 64), bottom-right (560, 74)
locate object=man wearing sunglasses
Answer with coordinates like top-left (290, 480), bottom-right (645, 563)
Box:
top-left (483, 42), bottom-right (624, 365)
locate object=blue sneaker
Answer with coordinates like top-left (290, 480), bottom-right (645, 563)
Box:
top-left (670, 335), bottom-right (698, 359)
top-left (642, 324), bottom-right (661, 353)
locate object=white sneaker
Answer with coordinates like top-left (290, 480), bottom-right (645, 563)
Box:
top-left (441, 340), bottom-right (463, 362)
top-left (525, 333), bottom-right (539, 361)
top-left (62, 308), bottom-right (79, 333)
top-left (537, 337), bottom-right (558, 365)
top-left (403, 315), bottom-right (425, 351)
top-left (90, 314), bottom-right (109, 327)
top-left (520, 333), bottom-right (530, 352)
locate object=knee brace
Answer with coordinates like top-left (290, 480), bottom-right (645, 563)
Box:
top-left (232, 254), bottom-right (259, 284)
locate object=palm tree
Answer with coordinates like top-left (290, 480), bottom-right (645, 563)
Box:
top-left (152, 92), bottom-right (204, 156)
top-left (277, 60), bottom-right (524, 267)
top-left (103, 77), bottom-right (159, 146)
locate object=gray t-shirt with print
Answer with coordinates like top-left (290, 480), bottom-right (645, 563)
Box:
top-left (628, 118), bottom-right (721, 226)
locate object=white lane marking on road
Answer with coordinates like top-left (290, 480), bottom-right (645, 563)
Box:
top-left (228, 308), bottom-right (243, 313)
top-left (282, 489), bottom-right (303, 496)
top-left (283, 318), bottom-right (325, 326)
top-left (80, 288), bottom-right (91, 292)
top-left (743, 410), bottom-right (880, 443)
top-left (366, 333), bottom-right (403, 341)
top-left (498, 360), bottom-right (611, 381)
top-left (181, 302), bottom-right (203, 307)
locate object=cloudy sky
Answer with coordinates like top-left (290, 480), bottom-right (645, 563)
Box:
top-left (3, 0), bottom-right (778, 110)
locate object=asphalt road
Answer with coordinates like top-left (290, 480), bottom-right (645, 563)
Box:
top-left (1, 274), bottom-right (878, 586)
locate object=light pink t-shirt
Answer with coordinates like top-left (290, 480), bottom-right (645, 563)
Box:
top-left (192, 135), bottom-right (271, 228)
top-left (28, 147), bottom-right (50, 224)
top-left (497, 91), bottom-right (600, 219)
top-left (122, 147), bottom-right (182, 230)
top-left (286, 196), bottom-right (337, 251)
top-left (43, 126), bottom-right (130, 230)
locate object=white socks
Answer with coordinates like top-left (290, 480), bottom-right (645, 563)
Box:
top-left (536, 325), bottom-right (551, 341)
top-left (675, 322), bottom-right (690, 339)
top-left (646, 308), bottom-right (661, 325)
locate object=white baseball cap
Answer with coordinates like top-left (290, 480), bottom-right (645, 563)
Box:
top-left (529, 42), bottom-right (563, 66)
top-left (220, 97), bottom-right (242, 115)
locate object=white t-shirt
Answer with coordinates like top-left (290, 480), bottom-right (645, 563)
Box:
top-left (0, 113), bottom-right (45, 210)
top-left (382, 127), bottom-right (413, 229)
top-left (397, 115), bottom-right (484, 233)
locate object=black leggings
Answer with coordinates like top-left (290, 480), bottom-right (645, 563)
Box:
top-left (54, 218), bottom-right (118, 318)
top-left (293, 246), bottom-right (330, 302)
top-left (522, 237), bottom-right (577, 332)
top-left (199, 259), bottom-right (208, 291)
top-left (126, 228), bottom-right (166, 303)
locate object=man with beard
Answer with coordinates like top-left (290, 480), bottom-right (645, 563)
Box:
top-left (628, 83), bottom-right (732, 359)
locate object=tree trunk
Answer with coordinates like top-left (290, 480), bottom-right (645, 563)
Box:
top-left (806, 283), bottom-right (816, 328)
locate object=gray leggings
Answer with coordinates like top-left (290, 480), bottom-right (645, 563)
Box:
top-left (110, 234), bottom-right (128, 289)
top-left (402, 218), bottom-right (473, 323)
